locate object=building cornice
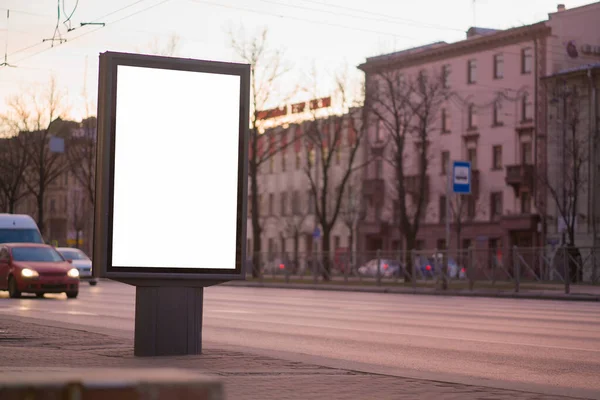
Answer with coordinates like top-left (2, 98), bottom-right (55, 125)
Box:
top-left (358, 22), bottom-right (551, 74)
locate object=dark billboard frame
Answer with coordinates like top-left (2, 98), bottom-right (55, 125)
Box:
top-left (93, 51), bottom-right (250, 285)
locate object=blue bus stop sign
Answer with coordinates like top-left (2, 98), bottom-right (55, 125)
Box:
top-left (452, 161), bottom-right (471, 194)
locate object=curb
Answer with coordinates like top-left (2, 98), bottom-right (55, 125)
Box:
top-left (222, 281), bottom-right (600, 302)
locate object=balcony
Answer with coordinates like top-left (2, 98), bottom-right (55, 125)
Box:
top-left (505, 164), bottom-right (534, 195)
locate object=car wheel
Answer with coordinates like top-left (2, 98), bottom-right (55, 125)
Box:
top-left (36, 293), bottom-right (45, 298)
top-left (8, 276), bottom-right (21, 299)
top-left (66, 291), bottom-right (78, 299)
top-left (89, 281), bottom-right (97, 286)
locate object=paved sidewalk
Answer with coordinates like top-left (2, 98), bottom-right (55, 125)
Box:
top-left (223, 280), bottom-right (600, 302)
top-left (0, 317), bottom-right (593, 400)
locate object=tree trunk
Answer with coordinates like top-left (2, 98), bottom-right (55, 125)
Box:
top-left (37, 189), bottom-right (45, 239)
top-left (404, 232), bottom-right (416, 281)
top-left (75, 230), bottom-right (80, 249)
top-left (321, 227), bottom-right (331, 280)
top-left (348, 230), bottom-right (354, 274)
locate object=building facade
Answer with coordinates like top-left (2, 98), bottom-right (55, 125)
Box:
top-left (357, 2), bottom-right (600, 257)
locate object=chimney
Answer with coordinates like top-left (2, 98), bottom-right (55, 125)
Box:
top-left (557, 4), bottom-right (566, 11)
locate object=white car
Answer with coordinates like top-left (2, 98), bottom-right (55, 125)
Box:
top-left (57, 247), bottom-right (97, 286)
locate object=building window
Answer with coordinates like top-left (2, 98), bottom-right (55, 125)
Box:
top-left (522, 93), bottom-right (533, 122)
top-left (308, 190), bottom-right (315, 214)
top-left (441, 151), bottom-right (449, 175)
top-left (490, 192), bottom-right (503, 219)
top-left (520, 191), bottom-right (531, 214)
top-left (442, 64), bottom-right (451, 88)
top-left (295, 152), bottom-right (301, 170)
top-left (50, 199), bottom-right (56, 213)
top-left (437, 239), bottom-right (447, 250)
top-left (467, 147), bottom-right (477, 170)
top-left (268, 193), bottom-right (274, 215)
top-left (334, 235), bottom-right (341, 250)
top-left (492, 145), bottom-right (502, 170)
top-left (308, 149), bottom-right (315, 168)
top-left (292, 190), bottom-right (300, 214)
top-left (280, 192), bottom-right (287, 216)
top-left (467, 59), bottom-right (477, 84)
top-left (281, 152), bottom-right (287, 172)
top-left (493, 100), bottom-right (502, 126)
top-left (467, 196), bottom-right (476, 219)
top-left (493, 53), bottom-right (504, 79)
top-left (441, 108), bottom-right (450, 133)
top-left (269, 156), bottom-right (275, 174)
top-left (521, 47), bottom-right (533, 74)
top-left (375, 119), bottom-right (383, 142)
top-left (375, 159), bottom-right (383, 179)
top-left (335, 148), bottom-right (341, 165)
top-left (439, 195), bottom-right (446, 223)
top-left (521, 142), bottom-right (533, 165)
top-left (468, 104), bottom-right (477, 129)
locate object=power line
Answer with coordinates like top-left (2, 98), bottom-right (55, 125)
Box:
top-left (6, 0), bottom-right (172, 67)
top-left (259, 0), bottom-right (464, 33)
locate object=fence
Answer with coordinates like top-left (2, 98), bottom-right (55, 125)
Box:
top-left (244, 246), bottom-right (600, 294)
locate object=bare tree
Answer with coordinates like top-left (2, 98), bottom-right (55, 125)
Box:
top-left (138, 33), bottom-right (181, 56)
top-left (2, 76), bottom-right (71, 235)
top-left (67, 117), bottom-right (96, 207)
top-left (303, 73), bottom-right (367, 279)
top-left (228, 26), bottom-right (295, 278)
top-left (366, 68), bottom-right (448, 279)
top-left (278, 188), bottom-right (310, 273)
top-left (0, 134), bottom-right (29, 213)
top-left (340, 173), bottom-right (365, 270)
top-left (69, 188), bottom-right (88, 249)
top-left (541, 82), bottom-right (590, 281)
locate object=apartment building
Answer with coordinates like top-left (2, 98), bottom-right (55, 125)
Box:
top-left (357, 2), bottom-right (600, 254)
top-left (247, 108), bottom-right (364, 261)
top-left (543, 64), bottom-right (600, 252)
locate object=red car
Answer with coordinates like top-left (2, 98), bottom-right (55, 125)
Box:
top-left (0, 243), bottom-right (80, 299)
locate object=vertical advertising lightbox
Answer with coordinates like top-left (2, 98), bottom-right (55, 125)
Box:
top-left (93, 52), bottom-right (250, 283)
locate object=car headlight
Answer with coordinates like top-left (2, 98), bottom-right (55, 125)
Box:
top-left (67, 268), bottom-right (80, 278)
top-left (21, 268), bottom-right (39, 278)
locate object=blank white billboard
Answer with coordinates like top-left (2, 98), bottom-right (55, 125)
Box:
top-left (111, 65), bottom-right (241, 270)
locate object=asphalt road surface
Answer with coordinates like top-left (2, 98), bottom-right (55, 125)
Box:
top-left (1, 280), bottom-right (599, 396)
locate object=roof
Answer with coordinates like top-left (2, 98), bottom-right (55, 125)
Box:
top-left (358, 21), bottom-right (550, 73)
top-left (0, 214), bottom-right (39, 229)
top-left (1, 243), bottom-right (52, 249)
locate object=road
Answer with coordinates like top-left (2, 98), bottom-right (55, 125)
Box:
top-left (1, 280), bottom-right (599, 396)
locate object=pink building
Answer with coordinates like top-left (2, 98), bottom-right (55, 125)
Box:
top-left (357, 2), bottom-right (600, 255)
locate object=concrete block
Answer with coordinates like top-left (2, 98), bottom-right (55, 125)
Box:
top-left (0, 368), bottom-right (224, 400)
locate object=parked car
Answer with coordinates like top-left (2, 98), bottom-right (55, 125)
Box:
top-left (0, 243), bottom-right (80, 299)
top-left (414, 253), bottom-right (466, 279)
top-left (358, 258), bottom-right (403, 278)
top-left (56, 247), bottom-right (97, 286)
top-left (0, 214), bottom-right (44, 244)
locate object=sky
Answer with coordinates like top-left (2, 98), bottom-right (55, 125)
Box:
top-left (0, 0), bottom-right (596, 121)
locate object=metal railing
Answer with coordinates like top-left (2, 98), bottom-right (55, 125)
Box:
top-left (244, 246), bottom-right (600, 294)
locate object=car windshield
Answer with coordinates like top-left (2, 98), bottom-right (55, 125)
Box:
top-left (59, 249), bottom-right (87, 260)
top-left (11, 247), bottom-right (64, 262)
top-left (0, 229), bottom-right (44, 244)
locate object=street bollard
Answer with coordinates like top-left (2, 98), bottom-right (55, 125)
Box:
top-left (376, 249), bottom-right (382, 287)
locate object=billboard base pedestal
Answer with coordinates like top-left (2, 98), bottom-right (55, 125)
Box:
top-left (133, 286), bottom-right (204, 357)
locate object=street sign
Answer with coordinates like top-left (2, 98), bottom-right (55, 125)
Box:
top-left (313, 227), bottom-right (321, 239)
top-left (452, 161), bottom-right (471, 194)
